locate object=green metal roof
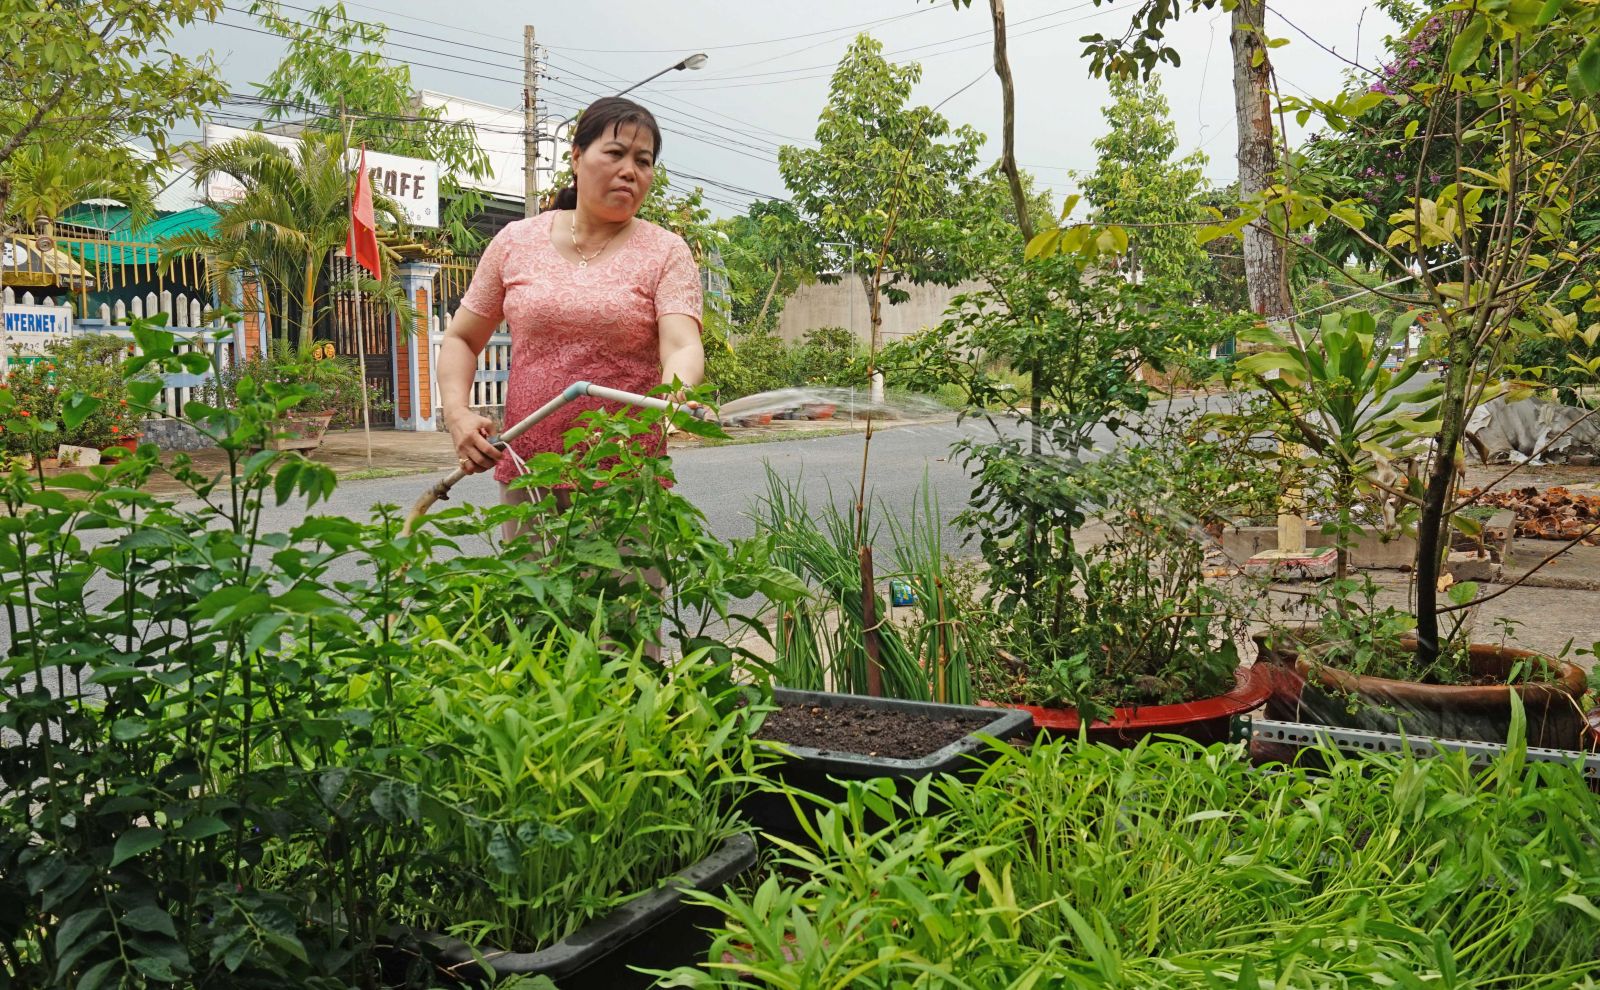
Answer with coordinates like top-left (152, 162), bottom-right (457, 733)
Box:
top-left (59, 206), bottom-right (218, 265)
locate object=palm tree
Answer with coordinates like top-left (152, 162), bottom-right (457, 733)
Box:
top-left (0, 143), bottom-right (156, 234)
top-left (164, 132), bottom-right (411, 347)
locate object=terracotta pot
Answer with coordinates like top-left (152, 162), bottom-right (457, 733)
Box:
top-left (982, 664), bottom-right (1272, 747)
top-left (801, 403), bottom-right (836, 421)
top-left (265, 411), bottom-right (335, 452)
top-left (1280, 642), bottom-right (1587, 749)
top-left (755, 413), bottom-right (774, 425)
top-left (101, 437), bottom-right (139, 453)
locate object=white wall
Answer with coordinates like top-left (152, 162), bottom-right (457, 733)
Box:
top-left (774, 279), bottom-right (987, 346)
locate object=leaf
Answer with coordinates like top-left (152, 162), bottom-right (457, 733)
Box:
top-left (1557, 893), bottom-right (1600, 921)
top-left (1535, 0), bottom-right (1565, 25)
top-left (121, 906), bottom-right (178, 938)
top-left (111, 718), bottom-right (150, 742)
top-left (1448, 16), bottom-right (1488, 74)
top-left (55, 907), bottom-right (109, 958)
top-left (111, 827), bottom-right (164, 867)
top-left (1578, 32), bottom-right (1600, 95)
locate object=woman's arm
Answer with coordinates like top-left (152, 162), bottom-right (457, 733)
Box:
top-left (658, 312), bottom-right (704, 397)
top-left (439, 307), bottom-right (504, 473)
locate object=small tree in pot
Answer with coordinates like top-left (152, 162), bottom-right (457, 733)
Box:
top-left (1223, 2), bottom-right (1600, 746)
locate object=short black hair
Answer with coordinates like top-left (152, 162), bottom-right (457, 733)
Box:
top-left (550, 97), bottom-right (662, 211)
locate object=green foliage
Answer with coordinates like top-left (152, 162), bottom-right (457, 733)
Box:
top-left (203, 339), bottom-right (376, 428)
top-left (0, 314), bottom-right (799, 987)
top-left (976, 408), bottom-right (1269, 715)
top-left (664, 735), bottom-right (1600, 987)
top-left (378, 628), bottom-right (760, 956)
top-left (0, 357), bottom-right (60, 458)
top-left (752, 470), bottom-right (981, 704)
top-left (706, 327), bottom-right (866, 401)
top-left (778, 35), bottom-right (988, 307)
top-left (246, 0), bottom-right (492, 253)
top-left (713, 199), bottom-right (819, 331)
top-left (1236, 308), bottom-right (1440, 580)
top-left (163, 132), bottom-right (415, 347)
top-left (1237, 0), bottom-right (1600, 659)
top-left (1078, 74), bottom-right (1208, 289)
top-left (46, 335), bottom-right (140, 448)
top-left (0, 0), bottom-right (224, 195)
top-left (0, 143), bottom-right (156, 232)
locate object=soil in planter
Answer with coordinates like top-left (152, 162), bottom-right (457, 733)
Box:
top-left (754, 701), bottom-right (989, 760)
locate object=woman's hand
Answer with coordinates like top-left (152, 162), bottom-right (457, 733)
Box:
top-left (448, 410), bottom-right (502, 474)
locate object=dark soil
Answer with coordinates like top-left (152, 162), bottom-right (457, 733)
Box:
top-left (754, 701), bottom-right (990, 760)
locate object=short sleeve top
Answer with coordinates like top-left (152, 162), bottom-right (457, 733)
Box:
top-left (459, 211), bottom-right (703, 485)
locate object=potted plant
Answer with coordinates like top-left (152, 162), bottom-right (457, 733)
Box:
top-left (204, 340), bottom-right (359, 450)
top-left (375, 630), bottom-right (764, 988)
top-left (969, 408), bottom-right (1277, 742)
top-left (1220, 3), bottom-right (1600, 751)
top-left (45, 334), bottom-right (141, 453)
top-left (661, 735), bottom-right (1600, 986)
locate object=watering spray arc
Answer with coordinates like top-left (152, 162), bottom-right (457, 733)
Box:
top-left (402, 380), bottom-right (708, 535)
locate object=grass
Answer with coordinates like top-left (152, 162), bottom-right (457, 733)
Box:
top-left (339, 465), bottom-right (430, 481)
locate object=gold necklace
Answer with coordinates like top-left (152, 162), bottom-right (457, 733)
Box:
top-left (569, 212), bottom-right (626, 268)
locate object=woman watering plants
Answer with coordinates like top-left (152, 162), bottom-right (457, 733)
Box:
top-left (437, 97), bottom-right (705, 519)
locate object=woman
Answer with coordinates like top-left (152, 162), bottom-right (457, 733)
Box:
top-left (438, 97), bottom-right (704, 511)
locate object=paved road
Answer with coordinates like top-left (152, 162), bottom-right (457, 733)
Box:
top-left (252, 417), bottom-right (1008, 576)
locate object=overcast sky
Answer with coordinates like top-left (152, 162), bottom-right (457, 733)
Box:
top-left (170, 0), bottom-right (1399, 217)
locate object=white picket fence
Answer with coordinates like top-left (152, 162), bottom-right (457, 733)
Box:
top-left (3, 286), bottom-right (238, 418)
top-left (2, 286), bottom-right (232, 331)
top-left (429, 308), bottom-right (511, 419)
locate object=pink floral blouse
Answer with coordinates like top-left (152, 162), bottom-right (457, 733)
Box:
top-left (459, 211), bottom-right (703, 485)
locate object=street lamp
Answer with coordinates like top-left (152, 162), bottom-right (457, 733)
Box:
top-left (616, 53), bottom-right (709, 97)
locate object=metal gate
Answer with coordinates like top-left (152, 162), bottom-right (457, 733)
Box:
top-left (323, 255), bottom-right (395, 422)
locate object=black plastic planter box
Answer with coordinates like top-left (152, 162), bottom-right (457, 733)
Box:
top-left (743, 689), bottom-right (1033, 845)
top-left (394, 832), bottom-right (757, 988)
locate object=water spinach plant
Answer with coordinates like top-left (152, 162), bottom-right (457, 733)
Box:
top-left (664, 723), bottom-right (1600, 987)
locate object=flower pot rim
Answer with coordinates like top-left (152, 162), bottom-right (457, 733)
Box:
top-left (398, 831), bottom-right (757, 981)
top-left (763, 688), bottom-right (1033, 774)
top-left (1294, 641), bottom-right (1587, 704)
top-left (984, 663), bottom-right (1271, 732)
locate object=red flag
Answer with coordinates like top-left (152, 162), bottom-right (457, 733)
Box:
top-left (347, 145), bottom-right (382, 279)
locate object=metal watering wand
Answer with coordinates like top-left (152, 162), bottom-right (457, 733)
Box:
top-left (401, 380), bottom-right (708, 536)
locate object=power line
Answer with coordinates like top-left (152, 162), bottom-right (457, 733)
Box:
top-left (653, 1), bottom-right (1104, 88)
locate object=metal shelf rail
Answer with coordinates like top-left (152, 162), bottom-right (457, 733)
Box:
top-left (1233, 716), bottom-right (1600, 783)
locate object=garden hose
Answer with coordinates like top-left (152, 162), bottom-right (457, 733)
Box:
top-left (401, 381), bottom-right (708, 535)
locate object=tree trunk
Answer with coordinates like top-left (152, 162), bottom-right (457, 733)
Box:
top-left (1413, 336), bottom-right (1472, 664)
top-left (754, 256), bottom-right (783, 329)
top-left (988, 0), bottom-right (1032, 244)
top-left (1230, 0), bottom-right (1290, 321)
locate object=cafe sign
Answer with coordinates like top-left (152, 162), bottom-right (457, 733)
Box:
top-left (203, 123), bottom-right (439, 228)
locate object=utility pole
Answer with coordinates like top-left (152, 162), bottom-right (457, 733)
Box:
top-left (524, 25), bottom-right (539, 218)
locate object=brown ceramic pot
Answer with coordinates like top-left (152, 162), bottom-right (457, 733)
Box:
top-left (1269, 638), bottom-right (1587, 749)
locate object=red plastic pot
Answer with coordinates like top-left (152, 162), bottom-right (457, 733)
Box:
top-left (982, 664), bottom-right (1272, 746)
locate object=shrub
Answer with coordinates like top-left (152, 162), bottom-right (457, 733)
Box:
top-left (204, 340), bottom-right (374, 427)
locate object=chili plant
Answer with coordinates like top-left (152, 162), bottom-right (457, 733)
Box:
top-left (0, 316), bottom-right (428, 987)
